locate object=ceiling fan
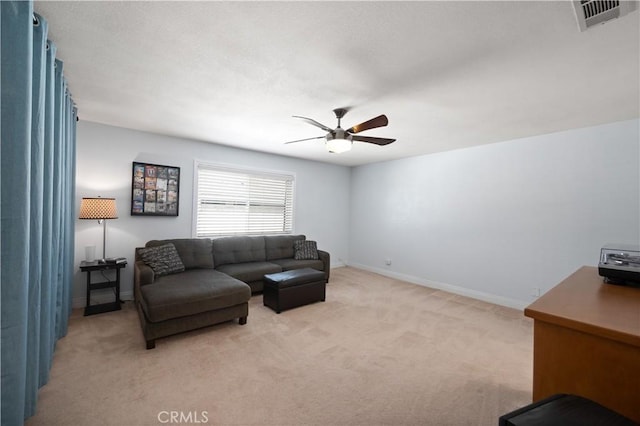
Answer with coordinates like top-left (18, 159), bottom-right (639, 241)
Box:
top-left (285, 108), bottom-right (396, 153)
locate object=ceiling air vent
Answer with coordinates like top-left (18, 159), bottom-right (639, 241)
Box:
top-left (572, 0), bottom-right (638, 31)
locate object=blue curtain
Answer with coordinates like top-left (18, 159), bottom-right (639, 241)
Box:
top-left (1, 2), bottom-right (77, 424)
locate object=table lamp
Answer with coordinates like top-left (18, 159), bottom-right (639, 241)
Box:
top-left (79, 197), bottom-right (118, 262)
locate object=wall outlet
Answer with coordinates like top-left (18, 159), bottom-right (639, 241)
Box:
top-left (530, 287), bottom-right (541, 298)
top-left (385, 259), bottom-right (392, 266)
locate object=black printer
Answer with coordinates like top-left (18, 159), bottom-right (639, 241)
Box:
top-left (598, 244), bottom-right (640, 285)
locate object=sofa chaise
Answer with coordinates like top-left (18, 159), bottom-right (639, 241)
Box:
top-left (134, 234), bottom-right (329, 349)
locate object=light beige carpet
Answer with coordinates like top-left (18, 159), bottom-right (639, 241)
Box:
top-left (26, 267), bottom-right (533, 426)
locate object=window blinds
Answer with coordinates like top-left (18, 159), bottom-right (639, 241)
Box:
top-left (195, 163), bottom-right (294, 237)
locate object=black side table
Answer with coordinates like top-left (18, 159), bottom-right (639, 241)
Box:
top-left (80, 260), bottom-right (127, 316)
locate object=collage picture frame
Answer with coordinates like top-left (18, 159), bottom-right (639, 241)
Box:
top-left (131, 161), bottom-right (180, 216)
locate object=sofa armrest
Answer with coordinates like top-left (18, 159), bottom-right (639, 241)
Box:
top-left (318, 249), bottom-right (330, 282)
top-left (134, 260), bottom-right (155, 287)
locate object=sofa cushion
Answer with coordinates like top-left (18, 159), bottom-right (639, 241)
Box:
top-left (294, 240), bottom-right (319, 260)
top-left (269, 258), bottom-right (324, 273)
top-left (215, 261), bottom-right (282, 284)
top-left (265, 235), bottom-right (306, 260)
top-left (138, 243), bottom-right (185, 276)
top-left (140, 269), bottom-right (250, 322)
top-left (212, 236), bottom-right (267, 266)
top-left (146, 238), bottom-right (214, 269)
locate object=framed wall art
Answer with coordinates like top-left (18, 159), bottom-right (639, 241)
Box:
top-left (131, 162), bottom-right (180, 216)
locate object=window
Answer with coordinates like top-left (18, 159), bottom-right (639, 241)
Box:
top-left (194, 162), bottom-right (294, 237)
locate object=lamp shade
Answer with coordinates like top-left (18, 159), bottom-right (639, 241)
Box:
top-left (325, 138), bottom-right (352, 154)
top-left (79, 197), bottom-right (118, 220)
top-left (325, 127), bottom-right (353, 154)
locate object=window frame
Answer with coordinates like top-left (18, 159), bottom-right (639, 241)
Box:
top-left (192, 160), bottom-right (296, 238)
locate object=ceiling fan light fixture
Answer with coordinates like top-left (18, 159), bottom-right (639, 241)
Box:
top-left (287, 109), bottom-right (395, 152)
top-left (325, 135), bottom-right (352, 153)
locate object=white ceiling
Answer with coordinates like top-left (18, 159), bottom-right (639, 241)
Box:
top-left (35, 1), bottom-right (640, 167)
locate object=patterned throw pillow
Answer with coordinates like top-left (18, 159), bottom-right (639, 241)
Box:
top-left (294, 240), bottom-right (319, 260)
top-left (138, 243), bottom-right (185, 276)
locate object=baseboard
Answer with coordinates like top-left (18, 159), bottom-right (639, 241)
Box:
top-left (347, 262), bottom-right (529, 310)
top-left (73, 263), bottom-right (522, 311)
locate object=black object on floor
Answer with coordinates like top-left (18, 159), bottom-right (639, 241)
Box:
top-left (263, 268), bottom-right (326, 313)
top-left (499, 394), bottom-right (638, 426)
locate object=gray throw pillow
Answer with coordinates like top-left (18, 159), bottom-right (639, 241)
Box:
top-left (138, 243), bottom-right (185, 276)
top-left (146, 239), bottom-right (214, 269)
top-left (294, 240), bottom-right (319, 260)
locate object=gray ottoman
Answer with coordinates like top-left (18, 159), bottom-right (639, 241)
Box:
top-left (263, 268), bottom-right (326, 313)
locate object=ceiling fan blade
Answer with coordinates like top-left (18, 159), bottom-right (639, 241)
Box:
top-left (352, 135), bottom-right (396, 146)
top-left (292, 116), bottom-right (333, 133)
top-left (284, 136), bottom-right (325, 145)
top-left (346, 115), bottom-right (389, 134)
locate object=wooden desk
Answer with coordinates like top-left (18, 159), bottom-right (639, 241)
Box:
top-left (524, 266), bottom-right (640, 422)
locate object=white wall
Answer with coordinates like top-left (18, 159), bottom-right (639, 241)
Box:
top-left (349, 119), bottom-right (640, 308)
top-left (74, 121), bottom-right (351, 306)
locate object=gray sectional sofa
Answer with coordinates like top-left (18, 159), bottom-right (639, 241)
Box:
top-left (134, 234), bottom-right (329, 349)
